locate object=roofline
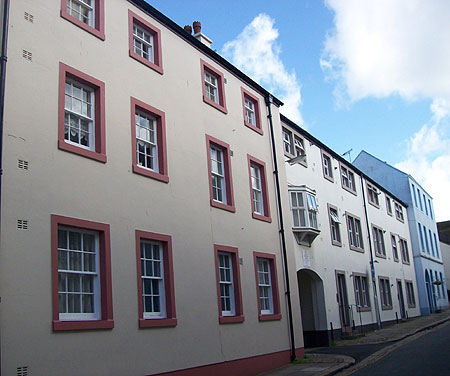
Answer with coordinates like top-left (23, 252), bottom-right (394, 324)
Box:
top-left (280, 114), bottom-right (408, 208)
top-left (128, 0), bottom-right (284, 107)
top-left (355, 150), bottom-right (433, 198)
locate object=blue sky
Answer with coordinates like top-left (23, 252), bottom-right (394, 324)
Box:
top-left (148, 1), bottom-right (450, 221)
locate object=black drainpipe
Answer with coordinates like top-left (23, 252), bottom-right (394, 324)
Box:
top-left (0, 1), bottom-right (10, 374)
top-left (359, 174), bottom-right (382, 330)
top-left (266, 95), bottom-right (296, 361)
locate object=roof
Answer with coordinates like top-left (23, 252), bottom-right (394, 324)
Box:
top-left (280, 114), bottom-right (408, 208)
top-left (354, 150), bottom-right (432, 198)
top-left (128, 0), bottom-right (283, 107)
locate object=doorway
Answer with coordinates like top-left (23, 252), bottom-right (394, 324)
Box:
top-left (397, 280), bottom-right (406, 319)
top-left (335, 271), bottom-right (351, 333)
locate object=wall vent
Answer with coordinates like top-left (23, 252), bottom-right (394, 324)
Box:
top-left (22, 50), bottom-right (32, 61)
top-left (24, 12), bottom-right (34, 23)
top-left (17, 220), bottom-right (29, 230)
top-left (17, 366), bottom-right (29, 376)
top-left (18, 159), bottom-right (29, 170)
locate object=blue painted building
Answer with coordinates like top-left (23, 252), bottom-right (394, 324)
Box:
top-left (354, 151), bottom-right (449, 315)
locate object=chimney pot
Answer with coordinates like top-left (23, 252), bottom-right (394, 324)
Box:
top-left (193, 21), bottom-right (201, 34)
top-left (184, 25), bottom-right (192, 34)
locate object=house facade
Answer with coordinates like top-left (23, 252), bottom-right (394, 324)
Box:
top-left (354, 151), bottom-right (448, 315)
top-left (437, 221), bottom-right (450, 301)
top-left (0, 1), bottom-right (304, 375)
top-left (281, 116), bottom-right (420, 346)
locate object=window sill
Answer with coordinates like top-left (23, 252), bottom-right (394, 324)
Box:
top-left (349, 246), bottom-right (364, 253)
top-left (252, 212), bottom-right (272, 223)
top-left (331, 240), bottom-right (342, 247)
top-left (244, 120), bottom-right (263, 135)
top-left (58, 140), bottom-right (107, 163)
top-left (324, 174), bottom-right (334, 183)
top-left (259, 313), bottom-right (282, 322)
top-left (60, 11), bottom-right (105, 41)
top-left (133, 164), bottom-right (169, 183)
top-left (381, 305), bottom-right (393, 311)
top-left (211, 199), bottom-right (236, 213)
top-left (53, 319), bottom-right (114, 331)
top-left (356, 306), bottom-right (371, 312)
top-left (401, 260), bottom-right (410, 265)
top-left (342, 186), bottom-right (357, 196)
top-left (129, 51), bottom-right (164, 75)
top-left (375, 253), bottom-right (387, 259)
top-left (203, 95), bottom-right (228, 114)
top-left (369, 201), bottom-right (380, 209)
top-left (139, 318), bottom-right (177, 328)
top-left (407, 304), bottom-right (416, 309)
top-left (219, 315), bottom-right (245, 324)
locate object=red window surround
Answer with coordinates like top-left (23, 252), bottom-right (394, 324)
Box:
top-left (253, 251), bottom-right (282, 321)
top-left (51, 214), bottom-right (114, 331)
top-left (247, 154), bottom-right (272, 223)
top-left (241, 87), bottom-right (263, 135)
top-left (58, 62), bottom-right (107, 163)
top-left (130, 97), bottom-right (169, 183)
top-left (135, 230), bottom-right (177, 328)
top-left (200, 59), bottom-right (228, 114)
top-left (60, 0), bottom-right (105, 41)
top-left (214, 244), bottom-right (245, 324)
top-left (205, 134), bottom-right (235, 212)
top-left (128, 9), bottom-right (163, 75)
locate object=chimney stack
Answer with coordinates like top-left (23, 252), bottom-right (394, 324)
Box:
top-left (192, 21), bottom-right (212, 48)
top-left (193, 21), bottom-right (201, 34)
top-left (184, 25), bottom-right (192, 34)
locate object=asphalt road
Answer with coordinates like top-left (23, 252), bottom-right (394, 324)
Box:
top-left (351, 322), bottom-right (450, 375)
top-left (309, 341), bottom-right (393, 363)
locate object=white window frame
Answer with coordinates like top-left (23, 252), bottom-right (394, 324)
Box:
top-left (135, 110), bottom-right (158, 172)
top-left (282, 128), bottom-right (293, 154)
top-left (394, 202), bottom-right (404, 222)
top-left (244, 97), bottom-right (256, 126)
top-left (64, 78), bottom-right (95, 151)
top-left (140, 240), bottom-right (166, 319)
top-left (379, 277), bottom-right (392, 308)
top-left (373, 226), bottom-right (386, 257)
top-left (354, 275), bottom-right (369, 309)
top-left (322, 153), bottom-right (333, 180)
top-left (257, 258), bottom-right (273, 315)
top-left (67, 0), bottom-right (95, 27)
top-left (329, 207), bottom-right (341, 244)
top-left (341, 166), bottom-right (355, 192)
top-left (218, 252), bottom-right (235, 316)
top-left (367, 183), bottom-right (379, 206)
top-left (251, 163), bottom-right (263, 215)
top-left (290, 189), bottom-right (318, 230)
top-left (294, 136), bottom-right (305, 157)
top-left (133, 23), bottom-right (154, 63)
top-left (347, 214), bottom-right (363, 250)
top-left (58, 226), bottom-right (100, 321)
top-left (210, 145), bottom-right (227, 204)
top-left (406, 281), bottom-right (416, 307)
top-left (399, 238), bottom-right (409, 263)
top-left (204, 70), bottom-right (219, 104)
top-left (391, 234), bottom-right (399, 261)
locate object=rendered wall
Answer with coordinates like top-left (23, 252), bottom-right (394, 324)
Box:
top-left (0, 1), bottom-right (303, 375)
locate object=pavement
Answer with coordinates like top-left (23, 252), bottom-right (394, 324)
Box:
top-left (258, 309), bottom-right (450, 376)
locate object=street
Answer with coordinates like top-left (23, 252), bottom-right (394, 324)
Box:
top-left (350, 322), bottom-right (450, 375)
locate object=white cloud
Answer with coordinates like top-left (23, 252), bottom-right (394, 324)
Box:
top-left (222, 14), bottom-right (303, 124)
top-left (321, 0), bottom-right (450, 103)
top-left (322, 0), bottom-right (450, 221)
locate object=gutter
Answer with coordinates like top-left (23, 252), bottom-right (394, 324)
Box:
top-left (0, 1), bottom-right (9, 375)
top-left (360, 175), bottom-right (382, 330)
top-left (266, 95), bottom-right (296, 361)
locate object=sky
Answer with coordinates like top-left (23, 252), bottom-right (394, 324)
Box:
top-left (148, 0), bottom-right (450, 221)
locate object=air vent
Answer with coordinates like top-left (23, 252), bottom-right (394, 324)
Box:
top-left (24, 12), bottom-right (34, 23)
top-left (18, 159), bottom-right (29, 170)
top-left (17, 220), bottom-right (29, 230)
top-left (22, 50), bottom-right (32, 61)
top-left (17, 366), bottom-right (29, 376)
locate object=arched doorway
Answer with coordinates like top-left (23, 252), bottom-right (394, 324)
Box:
top-left (297, 269), bottom-right (328, 347)
top-left (425, 270), bottom-right (435, 314)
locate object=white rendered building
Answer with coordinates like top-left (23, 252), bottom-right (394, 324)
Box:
top-left (354, 151), bottom-right (449, 315)
top-left (281, 116), bottom-right (420, 346)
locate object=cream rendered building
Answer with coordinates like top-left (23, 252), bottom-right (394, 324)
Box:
top-left (281, 115), bottom-right (420, 346)
top-left (0, 1), bottom-right (303, 375)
